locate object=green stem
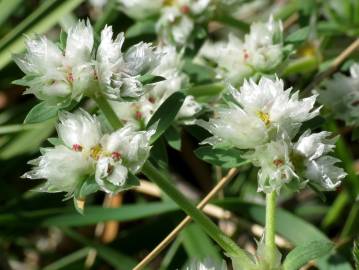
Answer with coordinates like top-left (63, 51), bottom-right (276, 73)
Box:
top-left (141, 161), bottom-right (254, 267)
top-left (265, 191), bottom-right (277, 267)
top-left (94, 94), bottom-right (254, 268)
top-left (93, 93), bottom-right (123, 130)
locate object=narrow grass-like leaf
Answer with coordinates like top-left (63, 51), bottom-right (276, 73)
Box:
top-left (0, 0), bottom-right (84, 70)
top-left (42, 201), bottom-right (178, 227)
top-left (43, 247), bottom-right (90, 270)
top-left (63, 228), bottom-right (141, 270)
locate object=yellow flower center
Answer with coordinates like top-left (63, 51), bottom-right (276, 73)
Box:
top-left (163, 0), bottom-right (176, 6)
top-left (90, 145), bottom-right (103, 160)
top-left (257, 111), bottom-right (271, 126)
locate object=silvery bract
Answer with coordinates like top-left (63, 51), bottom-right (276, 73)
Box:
top-left (198, 77), bottom-right (318, 149)
top-left (294, 131), bottom-right (346, 190)
top-left (118, 0), bottom-right (213, 45)
top-left (14, 20), bottom-right (94, 105)
top-left (184, 259), bottom-right (227, 270)
top-left (14, 20), bottom-right (162, 105)
top-left (318, 62), bottom-right (359, 126)
top-left (111, 46), bottom-right (201, 128)
top-left (198, 17), bottom-right (283, 85)
top-left (245, 131), bottom-right (346, 193)
top-left (198, 76), bottom-right (343, 193)
top-left (23, 109), bottom-right (153, 195)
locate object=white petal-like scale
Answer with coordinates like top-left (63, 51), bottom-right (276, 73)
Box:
top-left (57, 109), bottom-right (102, 149)
top-left (24, 145), bottom-right (92, 194)
top-left (95, 157), bottom-right (128, 193)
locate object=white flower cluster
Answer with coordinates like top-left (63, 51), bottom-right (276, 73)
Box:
top-left (199, 77), bottom-right (346, 193)
top-left (318, 62), bottom-right (359, 126)
top-left (111, 46), bottom-right (201, 128)
top-left (184, 259), bottom-right (227, 270)
top-left (23, 109), bottom-right (153, 195)
top-left (198, 17), bottom-right (283, 85)
top-left (14, 20), bottom-right (161, 105)
top-left (118, 0), bottom-right (213, 45)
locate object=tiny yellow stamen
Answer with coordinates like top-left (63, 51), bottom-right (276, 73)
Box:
top-left (163, 0), bottom-right (176, 6)
top-left (257, 111), bottom-right (271, 126)
top-left (90, 145), bottom-right (103, 160)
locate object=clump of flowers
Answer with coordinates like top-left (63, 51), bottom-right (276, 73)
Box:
top-left (199, 76), bottom-right (346, 193)
top-left (23, 109), bottom-right (153, 197)
top-left (184, 259), bottom-right (228, 270)
top-left (318, 62), bottom-right (359, 126)
top-left (118, 0), bottom-right (214, 46)
top-left (111, 45), bottom-right (201, 128)
top-left (197, 17), bottom-right (283, 85)
top-left (14, 20), bottom-right (162, 105)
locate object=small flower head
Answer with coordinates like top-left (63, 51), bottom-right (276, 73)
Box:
top-left (294, 131), bottom-right (346, 190)
top-left (318, 62), bottom-right (359, 126)
top-left (23, 109), bottom-right (153, 196)
top-left (14, 20), bottom-right (164, 104)
top-left (199, 77), bottom-right (318, 149)
top-left (14, 20), bottom-right (95, 105)
top-left (112, 46), bottom-right (200, 127)
top-left (244, 139), bottom-right (298, 193)
top-left (197, 17), bottom-right (283, 84)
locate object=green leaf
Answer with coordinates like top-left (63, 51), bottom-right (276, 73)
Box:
top-left (285, 27), bottom-right (310, 43)
top-left (58, 29), bottom-right (68, 51)
top-left (126, 19), bottom-right (156, 38)
top-left (181, 223), bottom-right (221, 261)
top-left (42, 201), bottom-right (178, 227)
top-left (63, 228), bottom-right (142, 270)
top-left (214, 15), bottom-right (250, 32)
top-left (164, 126), bottom-right (181, 151)
top-left (194, 146), bottom-right (248, 169)
top-left (43, 248), bottom-right (89, 270)
top-left (138, 74), bottom-right (166, 85)
top-left (147, 92), bottom-right (186, 144)
top-left (0, 119), bottom-right (56, 159)
top-left (75, 176), bottom-right (99, 200)
top-left (24, 102), bottom-right (60, 124)
top-left (0, 0), bottom-right (84, 70)
top-left (283, 241), bottom-right (333, 270)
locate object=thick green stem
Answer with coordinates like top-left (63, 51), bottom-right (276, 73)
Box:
top-left (94, 94), bottom-right (254, 268)
top-left (265, 191), bottom-right (277, 267)
top-left (93, 93), bottom-right (123, 130)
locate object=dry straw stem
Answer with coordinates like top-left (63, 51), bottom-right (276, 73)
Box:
top-left (133, 169), bottom-right (291, 270)
top-left (304, 38), bottom-right (359, 93)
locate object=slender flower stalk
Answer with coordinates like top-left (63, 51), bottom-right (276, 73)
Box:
top-left (265, 191), bottom-right (277, 267)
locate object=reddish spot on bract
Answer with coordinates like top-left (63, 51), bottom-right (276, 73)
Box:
top-left (72, 144), bottom-right (83, 152)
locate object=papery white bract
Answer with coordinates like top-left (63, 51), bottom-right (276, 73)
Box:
top-left (197, 17), bottom-right (283, 84)
top-left (111, 46), bottom-right (201, 127)
top-left (318, 62), bottom-right (359, 126)
top-left (294, 131), bottom-right (346, 190)
top-left (184, 258), bottom-right (227, 270)
top-left (199, 77), bottom-right (318, 149)
top-left (14, 20), bottom-right (164, 104)
top-left (14, 20), bottom-right (95, 105)
top-left (23, 109), bottom-right (153, 196)
top-left (244, 139), bottom-right (298, 193)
